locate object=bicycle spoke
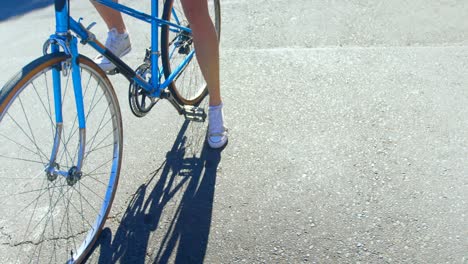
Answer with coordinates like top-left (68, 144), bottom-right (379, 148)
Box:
top-left (83, 113), bottom-right (114, 162)
top-left (0, 153), bottom-right (46, 165)
top-left (44, 71), bottom-right (55, 148)
top-left (83, 157), bottom-right (114, 180)
top-left (59, 73), bottom-right (94, 163)
top-left (81, 173), bottom-right (109, 186)
top-left (59, 199), bottom-right (95, 245)
top-left (0, 132), bottom-right (49, 160)
top-left (85, 80), bottom-right (106, 121)
top-left (19, 94), bottom-right (46, 166)
top-left (84, 120), bottom-right (114, 159)
top-left (84, 128), bottom-right (115, 165)
top-left (5, 112), bottom-right (49, 162)
top-left (72, 183), bottom-right (101, 215)
top-left (72, 183), bottom-right (104, 226)
top-left (8, 182), bottom-right (68, 215)
top-left (77, 183), bottom-right (87, 235)
top-left (57, 72), bottom-right (74, 168)
top-left (75, 107), bottom-right (111, 164)
top-left (58, 127), bottom-right (75, 170)
top-left (85, 142), bottom-right (114, 157)
top-left (55, 187), bottom-right (75, 258)
top-left (46, 180), bottom-right (59, 264)
top-left (68, 75), bottom-right (100, 142)
top-left (1, 52), bottom-right (122, 263)
top-left (70, 79), bottom-right (106, 164)
top-left (44, 185), bottom-right (70, 260)
top-left (17, 178), bottom-right (49, 263)
top-left (0, 169), bottom-right (49, 205)
top-left (61, 70), bottom-right (71, 105)
top-left (3, 184), bottom-right (67, 201)
top-left (33, 180), bottom-right (60, 263)
top-left (31, 81), bottom-right (55, 138)
top-left (64, 188), bottom-right (78, 254)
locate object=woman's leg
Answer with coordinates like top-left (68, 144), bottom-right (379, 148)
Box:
top-left (91, 0), bottom-right (126, 33)
top-left (180, 0), bottom-right (227, 148)
top-left (180, 0), bottom-right (222, 107)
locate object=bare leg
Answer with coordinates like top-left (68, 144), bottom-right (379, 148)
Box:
top-left (181, 0), bottom-right (227, 148)
top-left (180, 0), bottom-right (222, 106)
top-left (91, 0), bottom-right (127, 33)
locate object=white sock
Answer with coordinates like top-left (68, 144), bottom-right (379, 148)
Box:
top-left (208, 103), bottom-right (223, 111)
top-left (208, 103), bottom-right (225, 132)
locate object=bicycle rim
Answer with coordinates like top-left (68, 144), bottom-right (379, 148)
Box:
top-left (161, 0), bottom-right (221, 106)
top-left (0, 53), bottom-right (123, 263)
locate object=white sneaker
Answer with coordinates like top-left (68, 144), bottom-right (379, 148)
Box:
top-left (207, 103), bottom-right (228, 149)
top-left (94, 28), bottom-right (132, 72)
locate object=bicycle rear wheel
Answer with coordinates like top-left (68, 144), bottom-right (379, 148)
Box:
top-left (0, 53), bottom-right (123, 263)
top-left (161, 0), bottom-right (221, 106)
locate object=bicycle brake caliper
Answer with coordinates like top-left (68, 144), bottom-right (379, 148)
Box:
top-left (61, 58), bottom-right (71, 77)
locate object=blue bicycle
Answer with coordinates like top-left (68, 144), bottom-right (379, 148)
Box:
top-left (0, 0), bottom-right (220, 262)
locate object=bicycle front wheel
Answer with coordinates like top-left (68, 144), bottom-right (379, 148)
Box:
top-left (0, 53), bottom-right (123, 263)
top-left (161, 0), bottom-right (221, 106)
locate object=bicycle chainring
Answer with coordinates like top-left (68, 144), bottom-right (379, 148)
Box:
top-left (128, 63), bottom-right (159, 117)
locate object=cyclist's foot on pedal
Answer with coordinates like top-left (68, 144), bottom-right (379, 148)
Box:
top-left (94, 28), bottom-right (132, 72)
top-left (207, 103), bottom-right (228, 149)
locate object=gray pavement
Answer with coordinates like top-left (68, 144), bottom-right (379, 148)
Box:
top-left (1, 0), bottom-right (467, 263)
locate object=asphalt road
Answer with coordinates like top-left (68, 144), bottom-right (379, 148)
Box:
top-left (0, 0), bottom-right (467, 263)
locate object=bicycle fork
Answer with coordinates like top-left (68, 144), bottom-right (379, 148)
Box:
top-left (45, 37), bottom-right (86, 186)
top-left (44, 0), bottom-right (87, 186)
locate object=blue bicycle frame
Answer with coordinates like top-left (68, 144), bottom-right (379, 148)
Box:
top-left (55, 0), bottom-right (194, 92)
top-left (49, 0), bottom-right (195, 173)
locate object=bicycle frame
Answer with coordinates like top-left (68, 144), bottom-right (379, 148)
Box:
top-left (55, 0), bottom-right (193, 95)
top-left (48, 0), bottom-right (194, 174)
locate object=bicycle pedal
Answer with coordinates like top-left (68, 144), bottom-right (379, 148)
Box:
top-left (183, 105), bottom-right (206, 122)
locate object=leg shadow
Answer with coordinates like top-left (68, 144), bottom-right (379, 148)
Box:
top-left (87, 119), bottom-right (224, 263)
top-left (153, 137), bottom-right (222, 263)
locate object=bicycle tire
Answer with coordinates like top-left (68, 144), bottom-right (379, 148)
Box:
top-left (0, 52), bottom-right (123, 263)
top-left (161, 0), bottom-right (221, 106)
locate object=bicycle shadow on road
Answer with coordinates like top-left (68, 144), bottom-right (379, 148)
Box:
top-left (90, 119), bottom-right (225, 263)
top-left (0, 0), bottom-right (53, 22)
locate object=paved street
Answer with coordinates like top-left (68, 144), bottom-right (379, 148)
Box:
top-left (1, 0), bottom-right (467, 263)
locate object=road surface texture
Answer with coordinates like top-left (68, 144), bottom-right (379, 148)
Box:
top-left (0, 0), bottom-right (467, 263)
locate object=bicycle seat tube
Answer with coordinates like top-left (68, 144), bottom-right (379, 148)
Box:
top-left (151, 0), bottom-right (161, 91)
